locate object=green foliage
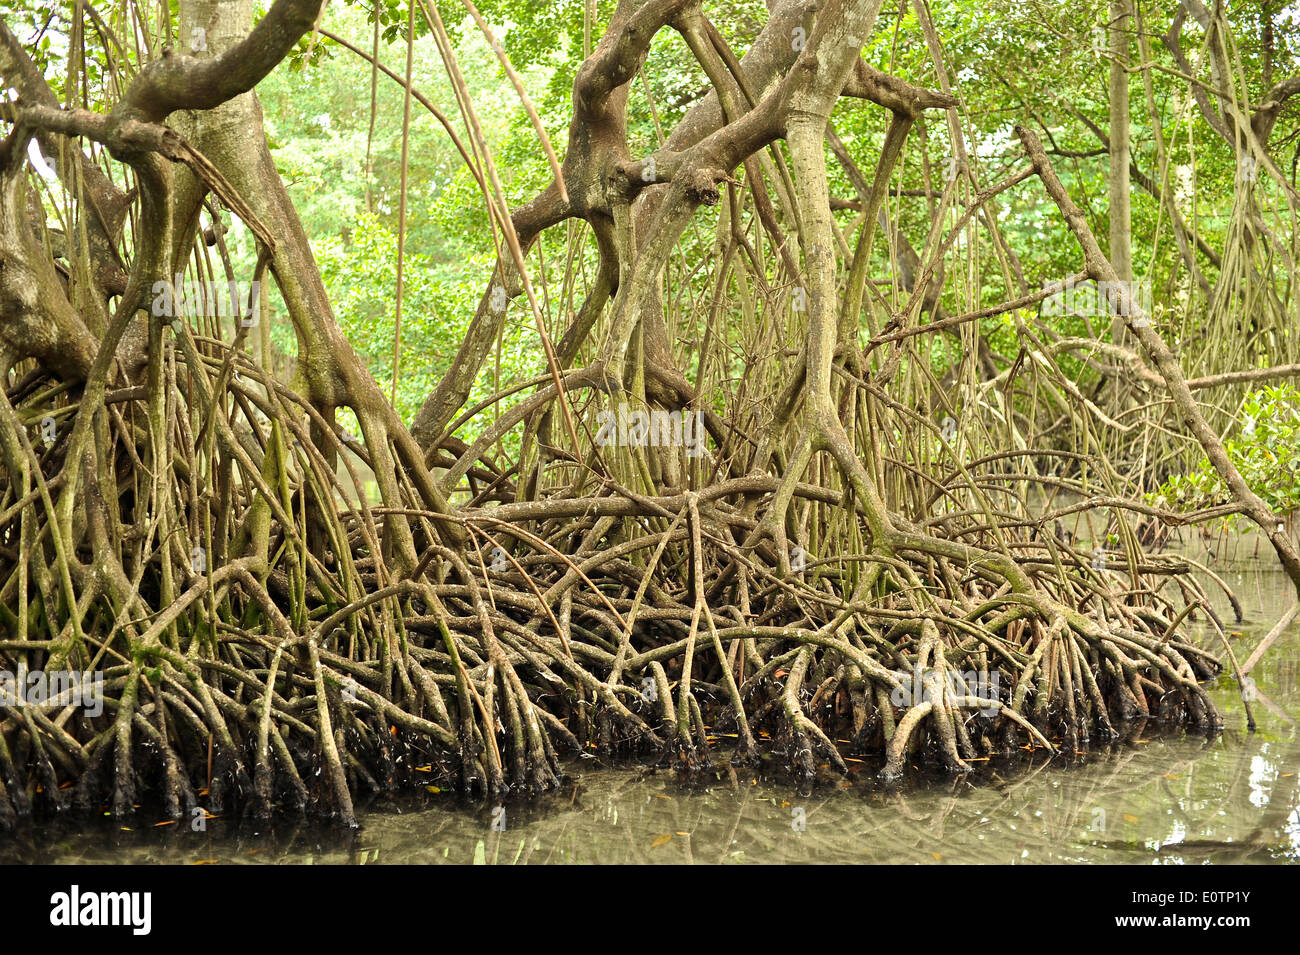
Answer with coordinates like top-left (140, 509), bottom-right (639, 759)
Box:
top-left (314, 212), bottom-right (457, 423)
top-left (1155, 384), bottom-right (1300, 518)
top-left (314, 211), bottom-right (543, 453)
top-left (244, 2), bottom-right (550, 438)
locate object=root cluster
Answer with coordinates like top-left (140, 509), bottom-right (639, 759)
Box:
top-left (0, 359), bottom-right (1226, 829)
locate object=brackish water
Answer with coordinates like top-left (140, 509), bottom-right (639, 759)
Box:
top-left (3, 549), bottom-right (1298, 864)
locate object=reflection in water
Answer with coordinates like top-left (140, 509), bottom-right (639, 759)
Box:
top-left (3, 565), bottom-right (1297, 864)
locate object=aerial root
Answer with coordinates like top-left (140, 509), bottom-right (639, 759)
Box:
top-left (0, 371), bottom-right (1225, 824)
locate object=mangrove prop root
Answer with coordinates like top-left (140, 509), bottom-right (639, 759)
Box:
top-left (0, 364), bottom-right (1225, 828)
